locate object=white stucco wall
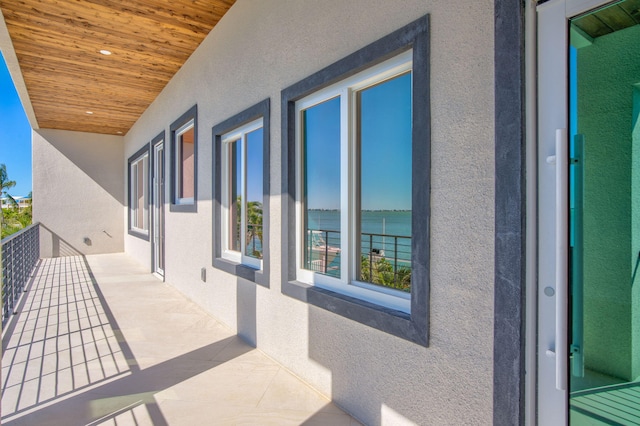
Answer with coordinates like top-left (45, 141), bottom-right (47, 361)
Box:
top-left (33, 129), bottom-right (124, 257)
top-left (124, 1), bottom-right (495, 424)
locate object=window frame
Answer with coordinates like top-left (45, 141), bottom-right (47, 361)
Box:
top-left (281, 15), bottom-right (430, 346)
top-left (294, 51), bottom-right (413, 313)
top-left (170, 105), bottom-right (198, 213)
top-left (128, 144), bottom-right (151, 240)
top-left (221, 117), bottom-right (264, 270)
top-left (213, 99), bottom-right (270, 287)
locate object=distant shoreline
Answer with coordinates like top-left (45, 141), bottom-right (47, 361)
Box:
top-left (308, 209), bottom-right (410, 212)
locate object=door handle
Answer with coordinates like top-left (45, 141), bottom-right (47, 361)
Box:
top-left (547, 128), bottom-right (569, 391)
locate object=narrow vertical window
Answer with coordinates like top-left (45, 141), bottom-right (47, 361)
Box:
top-left (213, 99), bottom-right (270, 285)
top-left (170, 105), bottom-right (197, 212)
top-left (221, 119), bottom-right (264, 269)
top-left (128, 146), bottom-right (150, 239)
top-left (176, 121), bottom-right (195, 204)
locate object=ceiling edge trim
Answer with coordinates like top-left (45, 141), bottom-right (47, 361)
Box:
top-left (0, 8), bottom-right (39, 130)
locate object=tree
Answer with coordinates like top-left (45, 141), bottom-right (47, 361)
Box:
top-left (0, 164), bottom-right (31, 239)
top-left (1, 164), bottom-right (17, 204)
top-left (360, 254), bottom-right (411, 292)
top-left (235, 197), bottom-right (264, 258)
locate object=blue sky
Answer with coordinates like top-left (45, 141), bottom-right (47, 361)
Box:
top-left (304, 72), bottom-right (412, 211)
top-left (0, 52), bottom-right (32, 197)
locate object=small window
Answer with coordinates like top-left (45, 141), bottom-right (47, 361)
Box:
top-left (282, 15), bottom-right (429, 346)
top-left (221, 119), bottom-right (264, 269)
top-left (170, 105), bottom-right (197, 212)
top-left (213, 99), bottom-right (270, 286)
top-left (128, 145), bottom-right (150, 240)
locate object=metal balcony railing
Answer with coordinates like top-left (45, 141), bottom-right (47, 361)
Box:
top-left (304, 229), bottom-right (411, 291)
top-left (2, 222), bottom-right (40, 326)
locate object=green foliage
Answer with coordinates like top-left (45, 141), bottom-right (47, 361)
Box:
top-left (360, 255), bottom-right (411, 292)
top-left (236, 197), bottom-right (264, 258)
top-left (2, 205), bottom-right (32, 239)
top-left (1, 164), bottom-right (31, 239)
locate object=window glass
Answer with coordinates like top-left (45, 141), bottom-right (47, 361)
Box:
top-left (221, 119), bottom-right (264, 268)
top-left (137, 159), bottom-right (145, 228)
top-left (358, 72), bottom-right (412, 292)
top-left (179, 127), bottom-right (195, 200)
top-left (229, 141), bottom-right (241, 252)
top-left (129, 151), bottom-right (149, 235)
top-left (302, 97), bottom-right (341, 277)
top-left (245, 128), bottom-right (263, 259)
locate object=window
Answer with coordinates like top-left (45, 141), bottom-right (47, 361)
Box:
top-left (296, 52), bottom-right (412, 313)
top-left (213, 99), bottom-right (270, 286)
top-left (128, 145), bottom-right (150, 240)
top-left (170, 105), bottom-right (197, 212)
top-left (282, 15), bottom-right (429, 346)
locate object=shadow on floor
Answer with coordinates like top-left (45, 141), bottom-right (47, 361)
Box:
top-left (1, 256), bottom-right (250, 425)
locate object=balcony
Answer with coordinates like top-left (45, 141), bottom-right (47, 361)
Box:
top-left (1, 226), bottom-right (359, 425)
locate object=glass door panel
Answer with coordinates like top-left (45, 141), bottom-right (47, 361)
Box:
top-left (569, 2), bottom-right (640, 423)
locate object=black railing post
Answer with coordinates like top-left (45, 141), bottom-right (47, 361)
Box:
top-left (324, 230), bottom-right (329, 273)
top-left (393, 236), bottom-right (398, 286)
top-left (369, 234), bottom-right (373, 282)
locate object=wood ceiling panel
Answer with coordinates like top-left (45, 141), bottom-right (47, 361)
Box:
top-left (0, 0), bottom-right (235, 135)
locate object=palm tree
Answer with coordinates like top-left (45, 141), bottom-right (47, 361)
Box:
top-left (246, 201), bottom-right (263, 258)
top-left (0, 164), bottom-right (18, 236)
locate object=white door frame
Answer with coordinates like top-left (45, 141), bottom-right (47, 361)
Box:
top-left (533, 0), bottom-right (612, 424)
top-left (152, 139), bottom-right (165, 278)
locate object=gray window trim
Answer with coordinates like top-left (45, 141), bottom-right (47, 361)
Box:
top-left (127, 143), bottom-right (151, 241)
top-left (281, 15), bottom-right (430, 347)
top-left (170, 104), bottom-right (198, 213)
top-left (493, 0), bottom-right (526, 424)
top-left (212, 99), bottom-right (270, 288)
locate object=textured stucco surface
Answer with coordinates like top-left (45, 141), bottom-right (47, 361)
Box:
top-left (33, 129), bottom-right (124, 257)
top-left (123, 1), bottom-right (495, 424)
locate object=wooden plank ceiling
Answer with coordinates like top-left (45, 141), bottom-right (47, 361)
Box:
top-left (0, 0), bottom-right (235, 135)
top-left (573, 0), bottom-right (640, 39)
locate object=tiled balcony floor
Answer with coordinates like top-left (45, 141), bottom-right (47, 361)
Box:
top-left (1, 254), bottom-right (359, 425)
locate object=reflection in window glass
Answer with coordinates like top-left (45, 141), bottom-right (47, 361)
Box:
top-left (358, 72), bottom-right (412, 292)
top-left (137, 161), bottom-right (145, 227)
top-left (130, 153), bottom-right (148, 233)
top-left (224, 123), bottom-right (264, 264)
top-left (245, 128), bottom-right (263, 259)
top-left (303, 97), bottom-right (341, 277)
top-left (179, 127), bottom-right (195, 200)
top-left (229, 141), bottom-right (241, 252)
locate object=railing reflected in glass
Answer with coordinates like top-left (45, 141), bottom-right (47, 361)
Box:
top-left (303, 228), bottom-right (411, 292)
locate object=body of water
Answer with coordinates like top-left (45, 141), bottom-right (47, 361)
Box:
top-left (307, 210), bottom-right (411, 236)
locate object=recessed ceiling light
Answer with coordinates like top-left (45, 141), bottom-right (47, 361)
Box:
top-left (116, 131), bottom-right (123, 134)
top-left (85, 111), bottom-right (94, 115)
top-left (99, 49), bottom-right (112, 56)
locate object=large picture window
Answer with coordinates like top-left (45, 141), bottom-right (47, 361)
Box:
top-left (282, 15), bottom-right (429, 346)
top-left (296, 52), bottom-right (412, 312)
top-left (213, 99), bottom-right (270, 286)
top-left (128, 145), bottom-right (150, 240)
top-left (170, 105), bottom-right (197, 212)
